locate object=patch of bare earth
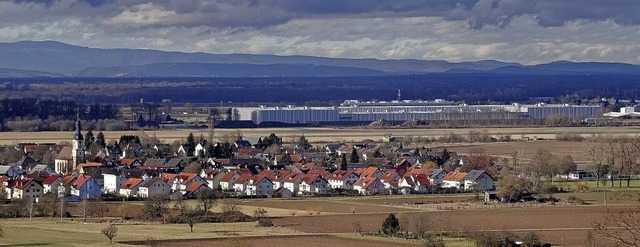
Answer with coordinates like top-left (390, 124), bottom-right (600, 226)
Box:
top-left (271, 205), bottom-right (627, 246)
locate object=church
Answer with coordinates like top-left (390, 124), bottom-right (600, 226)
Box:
top-left (54, 115), bottom-right (86, 175)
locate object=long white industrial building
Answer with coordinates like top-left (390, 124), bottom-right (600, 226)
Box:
top-left (231, 100), bottom-right (603, 125)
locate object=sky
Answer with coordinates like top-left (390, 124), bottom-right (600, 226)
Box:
top-left (1, 0), bottom-right (640, 65)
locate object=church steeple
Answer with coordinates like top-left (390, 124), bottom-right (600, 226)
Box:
top-left (74, 113), bottom-right (83, 141)
top-left (72, 112), bottom-right (85, 168)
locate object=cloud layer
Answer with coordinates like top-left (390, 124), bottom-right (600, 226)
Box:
top-left (1, 0), bottom-right (639, 64)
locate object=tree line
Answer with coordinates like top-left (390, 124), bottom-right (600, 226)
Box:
top-left (0, 98), bottom-right (123, 132)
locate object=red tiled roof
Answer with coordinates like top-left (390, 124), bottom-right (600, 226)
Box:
top-left (220, 172), bottom-right (239, 182)
top-left (443, 172), bottom-right (468, 182)
top-left (120, 178), bottom-right (144, 190)
top-left (119, 159), bottom-right (137, 166)
top-left (42, 174), bottom-right (60, 185)
top-left (60, 175), bottom-right (76, 186)
top-left (379, 171), bottom-right (399, 182)
top-left (72, 175), bottom-right (92, 190)
top-left (234, 174), bottom-right (252, 184)
top-left (185, 182), bottom-right (205, 192)
top-left (8, 178), bottom-right (35, 190)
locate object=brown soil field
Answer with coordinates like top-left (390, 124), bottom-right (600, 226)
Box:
top-left (2, 126), bottom-right (640, 145)
top-left (270, 205), bottom-right (631, 246)
top-left (238, 195), bottom-right (474, 214)
top-left (439, 140), bottom-right (593, 162)
top-left (146, 235), bottom-right (422, 247)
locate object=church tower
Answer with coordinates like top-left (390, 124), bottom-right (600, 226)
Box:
top-left (72, 114), bottom-right (85, 167)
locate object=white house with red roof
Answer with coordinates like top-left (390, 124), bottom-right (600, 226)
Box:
top-left (184, 182), bottom-right (211, 198)
top-left (137, 178), bottom-right (171, 198)
top-left (299, 174), bottom-right (330, 195)
top-left (245, 176), bottom-right (274, 196)
top-left (70, 175), bottom-right (101, 199)
top-left (399, 173), bottom-right (431, 194)
top-left (282, 172), bottom-right (304, 195)
top-left (219, 171), bottom-right (241, 190)
top-left (463, 170), bottom-right (495, 191)
top-left (161, 172), bottom-right (207, 193)
top-left (353, 177), bottom-right (385, 195)
top-left (442, 172), bottom-right (468, 191)
top-left (327, 170), bottom-right (359, 189)
top-left (119, 178), bottom-right (144, 197)
top-left (200, 169), bottom-right (226, 190)
top-left (354, 166), bottom-right (383, 179)
top-left (4, 178), bottom-right (43, 201)
top-left (233, 174), bottom-right (252, 193)
top-left (42, 174), bottom-right (62, 194)
top-left (379, 171), bottom-right (401, 190)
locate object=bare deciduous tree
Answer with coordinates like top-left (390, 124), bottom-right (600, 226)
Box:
top-left (593, 208), bottom-right (640, 246)
top-left (101, 224), bottom-right (118, 244)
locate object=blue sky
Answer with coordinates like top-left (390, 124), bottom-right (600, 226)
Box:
top-left (2, 0), bottom-right (639, 64)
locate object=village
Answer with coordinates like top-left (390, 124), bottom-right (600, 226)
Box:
top-left (0, 117), bottom-right (503, 205)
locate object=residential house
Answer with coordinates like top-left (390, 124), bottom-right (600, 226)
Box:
top-left (327, 170), bottom-right (359, 190)
top-left (299, 174), bottom-right (330, 195)
top-left (4, 178), bottom-right (44, 201)
top-left (0, 165), bottom-right (23, 178)
top-left (245, 176), bottom-right (274, 196)
top-left (13, 156), bottom-right (38, 172)
top-left (161, 173), bottom-right (207, 193)
top-left (195, 143), bottom-right (207, 157)
top-left (76, 162), bottom-right (103, 174)
top-left (143, 158), bottom-right (166, 168)
top-left (137, 178), bottom-right (172, 198)
top-left (282, 172), bottom-right (304, 195)
top-left (399, 173), bottom-right (431, 194)
top-left (42, 175), bottom-right (61, 194)
top-left (232, 174), bottom-right (252, 194)
top-left (118, 158), bottom-right (142, 168)
top-left (463, 170), bottom-right (495, 191)
top-left (219, 171), bottom-right (241, 190)
top-left (379, 171), bottom-right (401, 190)
top-left (200, 169), bottom-right (226, 189)
top-left (119, 178), bottom-right (144, 197)
top-left (27, 165), bottom-right (57, 176)
top-left (183, 182), bottom-right (211, 198)
top-left (106, 144), bottom-right (124, 159)
top-left (442, 172), bottom-right (468, 191)
top-left (353, 177), bottom-right (385, 195)
top-left (274, 187), bottom-right (292, 198)
top-left (70, 175), bottom-right (102, 199)
top-left (354, 166), bottom-right (383, 179)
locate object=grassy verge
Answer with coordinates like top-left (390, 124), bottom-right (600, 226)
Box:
top-left (0, 218), bottom-right (295, 247)
top-left (336, 233), bottom-right (475, 247)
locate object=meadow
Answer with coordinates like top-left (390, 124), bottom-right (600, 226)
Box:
top-left (2, 126), bottom-right (640, 146)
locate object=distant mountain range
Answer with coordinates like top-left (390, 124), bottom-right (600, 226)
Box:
top-left (0, 40), bottom-right (639, 77)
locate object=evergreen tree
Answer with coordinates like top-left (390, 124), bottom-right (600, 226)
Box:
top-left (440, 148), bottom-right (451, 166)
top-left (350, 147), bottom-right (359, 163)
top-left (265, 133), bottom-right (282, 146)
top-left (341, 154), bottom-right (348, 170)
top-left (186, 133), bottom-right (196, 156)
top-left (85, 129), bottom-right (95, 150)
top-left (381, 213), bottom-right (400, 236)
top-left (297, 134), bottom-right (312, 151)
top-left (96, 131), bottom-right (106, 148)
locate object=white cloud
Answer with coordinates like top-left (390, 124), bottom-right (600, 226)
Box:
top-left (0, 0), bottom-right (640, 64)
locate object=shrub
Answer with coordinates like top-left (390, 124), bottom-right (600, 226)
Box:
top-left (257, 218), bottom-right (274, 227)
top-left (567, 196), bottom-right (585, 205)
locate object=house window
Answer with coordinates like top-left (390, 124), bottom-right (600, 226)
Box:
top-left (26, 189), bottom-right (29, 192)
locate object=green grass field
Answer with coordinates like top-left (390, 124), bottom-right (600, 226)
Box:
top-left (0, 218), bottom-right (295, 246)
